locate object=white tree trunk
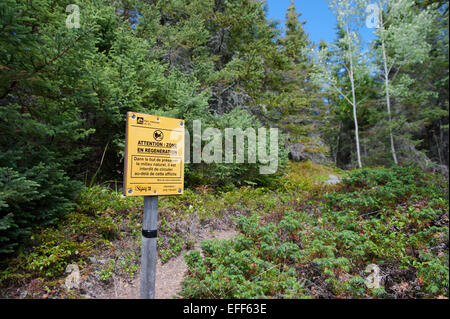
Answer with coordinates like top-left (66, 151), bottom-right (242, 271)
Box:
top-left (348, 35), bottom-right (362, 168)
top-left (380, 11), bottom-right (398, 165)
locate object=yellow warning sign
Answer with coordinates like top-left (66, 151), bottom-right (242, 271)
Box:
top-left (124, 112), bottom-right (184, 196)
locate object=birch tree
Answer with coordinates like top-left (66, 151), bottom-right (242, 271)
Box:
top-left (370, 0), bottom-right (437, 165)
top-left (312, 0), bottom-right (366, 168)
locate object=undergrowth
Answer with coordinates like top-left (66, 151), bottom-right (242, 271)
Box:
top-left (0, 163), bottom-right (447, 299)
top-left (181, 166), bottom-right (449, 299)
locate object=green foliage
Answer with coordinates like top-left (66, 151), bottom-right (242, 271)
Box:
top-left (76, 185), bottom-right (142, 216)
top-left (414, 251), bottom-right (449, 296)
top-left (326, 166), bottom-right (446, 213)
top-left (185, 108), bottom-right (289, 188)
top-left (0, 165), bottom-right (81, 254)
top-left (0, 185), bottom-right (142, 286)
top-left (99, 259), bottom-right (116, 281)
top-left (158, 219), bottom-right (185, 263)
top-left (181, 166), bottom-right (449, 298)
top-left (0, 0), bottom-right (95, 254)
top-left (182, 234), bottom-right (305, 299)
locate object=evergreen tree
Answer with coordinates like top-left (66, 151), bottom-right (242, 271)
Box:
top-left (277, 1), bottom-right (327, 163)
top-left (0, 0), bottom-right (97, 253)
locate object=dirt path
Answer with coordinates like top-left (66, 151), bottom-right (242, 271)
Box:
top-left (95, 229), bottom-right (238, 299)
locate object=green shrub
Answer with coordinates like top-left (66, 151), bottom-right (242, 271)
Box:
top-left (0, 185), bottom-right (143, 286)
top-left (184, 108), bottom-right (289, 189)
top-left (182, 235), bottom-right (305, 299)
top-left (0, 165), bottom-right (81, 254)
top-left (76, 185), bottom-right (142, 215)
top-left (181, 166), bottom-right (449, 299)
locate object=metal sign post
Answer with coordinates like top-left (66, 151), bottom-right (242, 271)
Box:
top-left (140, 195), bottom-right (158, 299)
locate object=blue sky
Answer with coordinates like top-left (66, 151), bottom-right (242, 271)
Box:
top-left (265, 0), bottom-right (376, 46)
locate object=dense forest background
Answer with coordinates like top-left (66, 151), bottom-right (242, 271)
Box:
top-left (0, 0), bottom-right (448, 254)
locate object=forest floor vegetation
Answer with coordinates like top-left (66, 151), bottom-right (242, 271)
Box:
top-left (0, 162), bottom-right (447, 299)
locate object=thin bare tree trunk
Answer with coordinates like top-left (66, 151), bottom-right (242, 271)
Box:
top-left (434, 133), bottom-right (443, 165)
top-left (348, 35), bottom-right (362, 168)
top-left (334, 121), bottom-right (342, 165)
top-left (380, 10), bottom-right (398, 165)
